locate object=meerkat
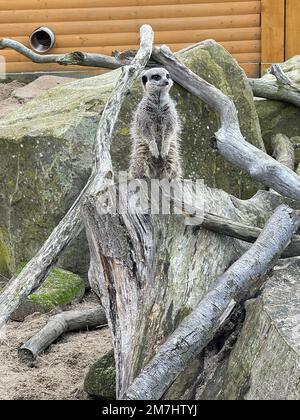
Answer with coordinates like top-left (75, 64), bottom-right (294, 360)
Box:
top-left (129, 67), bottom-right (182, 180)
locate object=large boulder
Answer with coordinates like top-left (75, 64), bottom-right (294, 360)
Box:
top-left (198, 259), bottom-right (300, 400)
top-left (0, 42), bottom-right (264, 278)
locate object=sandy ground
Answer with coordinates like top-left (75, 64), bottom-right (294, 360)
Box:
top-left (0, 294), bottom-right (112, 400)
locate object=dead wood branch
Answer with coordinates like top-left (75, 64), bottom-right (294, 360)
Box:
top-left (124, 204), bottom-right (300, 400)
top-left (18, 307), bottom-right (107, 364)
top-left (270, 64), bottom-right (300, 91)
top-left (200, 212), bottom-right (300, 258)
top-left (0, 38), bottom-right (122, 69)
top-left (152, 43), bottom-right (300, 201)
top-left (0, 25), bottom-right (153, 332)
top-left (248, 64), bottom-right (300, 108)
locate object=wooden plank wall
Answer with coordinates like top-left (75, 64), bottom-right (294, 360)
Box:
top-left (0, 0), bottom-right (261, 76)
top-left (261, 0), bottom-right (285, 73)
top-left (285, 0), bottom-right (300, 60)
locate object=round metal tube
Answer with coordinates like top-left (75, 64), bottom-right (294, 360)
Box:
top-left (29, 27), bottom-right (56, 53)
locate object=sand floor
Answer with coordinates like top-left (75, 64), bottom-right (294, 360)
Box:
top-left (0, 295), bottom-right (112, 400)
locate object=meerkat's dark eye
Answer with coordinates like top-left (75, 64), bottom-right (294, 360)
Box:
top-left (151, 74), bottom-right (162, 81)
top-left (166, 74), bottom-right (170, 79)
top-left (142, 75), bottom-right (148, 85)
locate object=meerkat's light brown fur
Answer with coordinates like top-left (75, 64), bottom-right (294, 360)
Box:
top-left (129, 67), bottom-right (182, 180)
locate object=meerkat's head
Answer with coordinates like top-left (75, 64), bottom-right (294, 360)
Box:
top-left (141, 67), bottom-right (173, 94)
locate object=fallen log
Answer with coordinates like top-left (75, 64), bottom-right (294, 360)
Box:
top-left (18, 307), bottom-right (107, 364)
top-left (124, 204), bottom-right (300, 400)
top-left (0, 38), bottom-right (121, 69)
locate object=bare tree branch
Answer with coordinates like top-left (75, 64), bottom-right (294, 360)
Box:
top-left (124, 204), bottom-right (300, 400)
top-left (0, 38), bottom-right (122, 69)
top-left (248, 64), bottom-right (300, 108)
top-left (18, 307), bottom-right (107, 364)
top-left (0, 24), bottom-right (154, 333)
top-left (152, 43), bottom-right (300, 201)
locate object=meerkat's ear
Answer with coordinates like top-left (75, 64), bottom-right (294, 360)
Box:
top-left (142, 75), bottom-right (148, 86)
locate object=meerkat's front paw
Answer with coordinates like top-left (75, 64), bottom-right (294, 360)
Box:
top-left (160, 150), bottom-right (168, 159)
top-left (151, 148), bottom-right (160, 159)
top-left (149, 141), bottom-right (159, 159)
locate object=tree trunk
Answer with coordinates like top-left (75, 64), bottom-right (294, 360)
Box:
top-left (83, 182), bottom-right (294, 398)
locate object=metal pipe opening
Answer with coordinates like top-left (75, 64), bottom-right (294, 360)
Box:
top-left (29, 27), bottom-right (56, 53)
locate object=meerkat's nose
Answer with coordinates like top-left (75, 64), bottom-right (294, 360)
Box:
top-left (163, 80), bottom-right (169, 86)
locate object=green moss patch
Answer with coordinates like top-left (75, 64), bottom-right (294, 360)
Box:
top-left (84, 350), bottom-right (116, 400)
top-left (0, 226), bottom-right (15, 278)
top-left (11, 264), bottom-right (85, 321)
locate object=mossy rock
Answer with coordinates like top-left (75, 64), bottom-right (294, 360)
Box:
top-left (84, 350), bottom-right (116, 400)
top-left (199, 259), bottom-right (300, 400)
top-left (255, 99), bottom-right (300, 155)
top-left (11, 264), bottom-right (85, 321)
top-left (0, 42), bottom-right (263, 282)
top-left (0, 226), bottom-right (15, 278)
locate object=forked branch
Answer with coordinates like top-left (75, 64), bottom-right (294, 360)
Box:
top-left (200, 212), bottom-right (300, 258)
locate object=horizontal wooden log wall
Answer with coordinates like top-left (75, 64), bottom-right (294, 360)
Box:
top-left (285, 0), bottom-right (300, 60)
top-left (0, 0), bottom-right (261, 75)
